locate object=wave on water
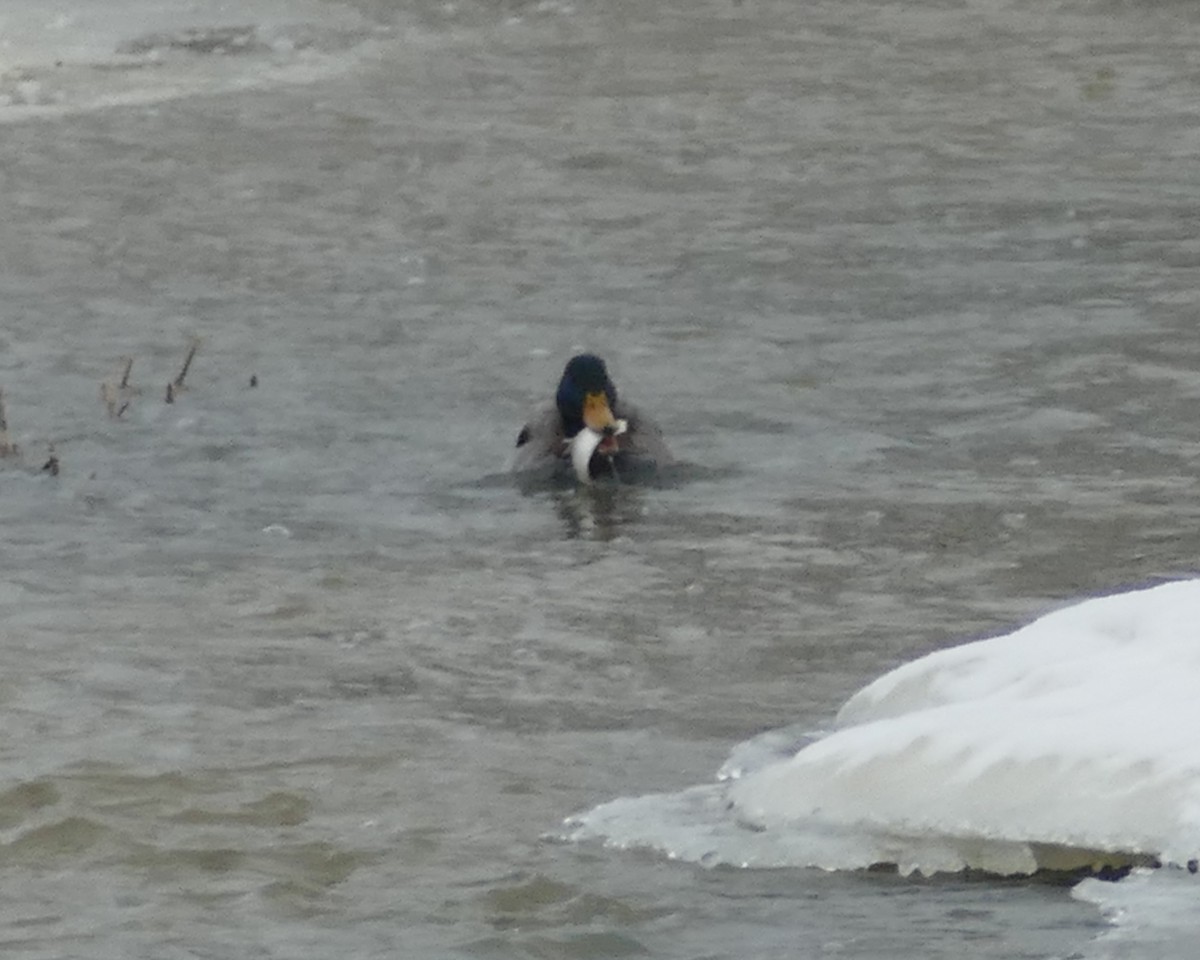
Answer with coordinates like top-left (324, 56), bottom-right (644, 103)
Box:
top-left (0, 0), bottom-right (382, 120)
top-left (562, 579), bottom-right (1200, 947)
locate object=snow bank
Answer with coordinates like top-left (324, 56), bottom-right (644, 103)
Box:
top-left (568, 580), bottom-right (1200, 877)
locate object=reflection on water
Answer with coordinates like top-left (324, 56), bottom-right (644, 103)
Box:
top-left (552, 485), bottom-right (645, 542)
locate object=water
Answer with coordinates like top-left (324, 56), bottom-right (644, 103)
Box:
top-left (1, 0), bottom-right (1199, 955)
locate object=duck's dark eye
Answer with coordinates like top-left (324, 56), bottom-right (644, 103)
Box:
top-left (516, 426), bottom-right (530, 447)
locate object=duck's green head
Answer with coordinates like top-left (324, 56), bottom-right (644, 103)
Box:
top-left (556, 354), bottom-right (619, 437)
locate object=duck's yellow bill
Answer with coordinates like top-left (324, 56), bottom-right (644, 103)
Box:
top-left (582, 391), bottom-right (617, 432)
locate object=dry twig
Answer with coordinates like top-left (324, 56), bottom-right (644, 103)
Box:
top-left (174, 338), bottom-right (199, 389)
top-left (102, 356), bottom-right (137, 418)
top-left (166, 339), bottom-right (200, 404)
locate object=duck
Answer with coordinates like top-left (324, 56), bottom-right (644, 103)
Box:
top-left (513, 353), bottom-right (673, 483)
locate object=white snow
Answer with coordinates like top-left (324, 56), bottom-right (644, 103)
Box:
top-left (567, 579), bottom-right (1200, 878)
top-left (1074, 867), bottom-right (1200, 959)
top-left (0, 0), bottom-right (357, 69)
top-left (0, 0), bottom-right (375, 120)
top-left (728, 579), bottom-right (1200, 874)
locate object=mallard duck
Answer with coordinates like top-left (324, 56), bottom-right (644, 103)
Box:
top-left (513, 353), bottom-right (673, 483)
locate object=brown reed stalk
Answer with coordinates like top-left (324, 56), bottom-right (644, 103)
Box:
top-left (0, 389), bottom-right (16, 456)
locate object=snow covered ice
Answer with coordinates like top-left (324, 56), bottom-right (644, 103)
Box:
top-left (0, 0), bottom-right (375, 119)
top-left (568, 579), bottom-right (1200, 877)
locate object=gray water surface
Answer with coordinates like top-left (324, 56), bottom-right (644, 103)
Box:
top-left (2, 0), bottom-right (1200, 956)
